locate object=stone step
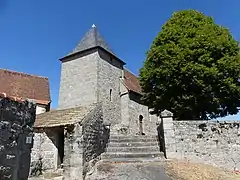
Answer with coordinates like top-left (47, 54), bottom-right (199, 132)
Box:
top-left (107, 146), bottom-right (160, 152)
top-left (101, 157), bottom-right (164, 163)
top-left (110, 135), bottom-right (158, 139)
top-left (101, 152), bottom-right (164, 159)
top-left (107, 141), bottom-right (158, 147)
top-left (109, 137), bottom-right (158, 143)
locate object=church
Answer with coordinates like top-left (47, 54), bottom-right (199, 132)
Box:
top-left (1, 25), bottom-right (239, 180)
top-left (1, 25), bottom-right (162, 179)
top-left (33, 24), bottom-right (161, 178)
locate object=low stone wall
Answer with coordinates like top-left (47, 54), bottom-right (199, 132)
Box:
top-left (173, 121), bottom-right (240, 170)
top-left (0, 97), bottom-right (36, 180)
top-left (162, 112), bottom-right (240, 171)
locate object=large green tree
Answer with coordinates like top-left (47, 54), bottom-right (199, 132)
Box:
top-left (139, 10), bottom-right (240, 120)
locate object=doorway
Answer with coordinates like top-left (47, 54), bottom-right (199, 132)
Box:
top-left (138, 115), bottom-right (145, 135)
top-left (57, 128), bottom-right (64, 167)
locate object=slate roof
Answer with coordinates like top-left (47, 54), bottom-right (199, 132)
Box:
top-left (61, 25), bottom-right (125, 64)
top-left (34, 104), bottom-right (96, 128)
top-left (123, 69), bottom-right (142, 95)
top-left (0, 69), bottom-right (51, 105)
top-left (70, 24), bottom-right (114, 55)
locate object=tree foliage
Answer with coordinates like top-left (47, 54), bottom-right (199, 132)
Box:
top-left (139, 10), bottom-right (240, 120)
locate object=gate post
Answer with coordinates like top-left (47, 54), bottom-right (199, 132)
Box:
top-left (160, 110), bottom-right (177, 159)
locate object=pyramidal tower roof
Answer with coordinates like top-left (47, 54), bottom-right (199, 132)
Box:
top-left (68, 24), bottom-right (115, 56)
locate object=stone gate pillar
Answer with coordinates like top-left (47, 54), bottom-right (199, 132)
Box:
top-left (63, 124), bottom-right (84, 180)
top-left (160, 110), bottom-right (177, 159)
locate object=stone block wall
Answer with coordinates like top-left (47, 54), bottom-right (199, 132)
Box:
top-left (63, 123), bottom-right (83, 180)
top-left (63, 103), bottom-right (108, 180)
top-left (30, 129), bottom-right (60, 177)
top-left (58, 50), bottom-right (99, 109)
top-left (97, 49), bottom-right (123, 126)
top-left (128, 93), bottom-right (159, 136)
top-left (173, 120), bottom-right (240, 170)
top-left (162, 111), bottom-right (240, 171)
top-left (82, 103), bottom-right (109, 175)
top-left (0, 97), bottom-right (36, 180)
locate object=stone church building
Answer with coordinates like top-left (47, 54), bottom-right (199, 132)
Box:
top-left (56, 24), bottom-right (159, 135)
top-left (1, 25), bottom-right (162, 179)
top-left (33, 25), bottom-right (161, 178)
top-left (33, 24), bottom-right (160, 177)
top-left (3, 25), bottom-right (238, 179)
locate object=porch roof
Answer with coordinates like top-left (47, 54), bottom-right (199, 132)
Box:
top-left (34, 104), bottom-right (96, 128)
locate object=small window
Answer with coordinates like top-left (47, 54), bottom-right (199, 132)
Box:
top-left (110, 89), bottom-right (112, 102)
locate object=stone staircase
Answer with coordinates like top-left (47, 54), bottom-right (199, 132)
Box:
top-left (101, 135), bottom-right (165, 163)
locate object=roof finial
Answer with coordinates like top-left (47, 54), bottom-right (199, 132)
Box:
top-left (92, 24), bottom-right (96, 28)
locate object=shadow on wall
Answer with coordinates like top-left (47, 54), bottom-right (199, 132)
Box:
top-left (30, 127), bottom-right (65, 177)
top-left (157, 120), bottom-right (166, 157)
top-left (82, 104), bottom-right (110, 178)
top-left (0, 97), bottom-right (36, 180)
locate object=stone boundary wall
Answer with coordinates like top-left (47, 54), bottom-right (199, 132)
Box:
top-left (172, 120), bottom-right (240, 170)
top-left (161, 110), bottom-right (240, 171)
top-left (0, 97), bottom-right (36, 180)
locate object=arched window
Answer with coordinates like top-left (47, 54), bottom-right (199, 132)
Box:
top-left (110, 89), bottom-right (112, 102)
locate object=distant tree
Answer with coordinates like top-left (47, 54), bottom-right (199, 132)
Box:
top-left (139, 10), bottom-right (240, 120)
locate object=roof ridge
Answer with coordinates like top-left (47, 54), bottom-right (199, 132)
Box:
top-left (124, 67), bottom-right (139, 78)
top-left (0, 68), bottom-right (49, 79)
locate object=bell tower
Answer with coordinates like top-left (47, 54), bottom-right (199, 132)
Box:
top-left (58, 24), bottom-right (125, 127)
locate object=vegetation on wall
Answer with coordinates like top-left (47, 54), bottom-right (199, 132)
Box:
top-left (139, 10), bottom-right (240, 120)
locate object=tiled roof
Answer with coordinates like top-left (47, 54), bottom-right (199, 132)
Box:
top-left (123, 69), bottom-right (142, 95)
top-left (0, 92), bottom-right (36, 104)
top-left (0, 69), bottom-right (51, 105)
top-left (34, 104), bottom-right (96, 128)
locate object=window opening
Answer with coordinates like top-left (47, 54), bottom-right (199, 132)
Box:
top-left (110, 89), bottom-right (112, 102)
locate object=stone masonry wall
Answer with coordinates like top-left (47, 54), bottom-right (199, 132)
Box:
top-left (97, 49), bottom-right (123, 126)
top-left (0, 97), bottom-right (36, 180)
top-left (82, 103), bottom-right (109, 176)
top-left (163, 117), bottom-right (240, 170)
top-left (63, 103), bottom-right (108, 180)
top-left (30, 129), bottom-right (59, 177)
top-left (63, 123), bottom-right (83, 180)
top-left (128, 93), bottom-right (158, 136)
top-left (58, 50), bottom-right (99, 109)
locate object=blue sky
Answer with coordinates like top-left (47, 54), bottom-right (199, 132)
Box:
top-left (0, 0), bottom-right (239, 120)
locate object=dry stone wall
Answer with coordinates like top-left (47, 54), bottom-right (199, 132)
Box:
top-left (162, 112), bottom-right (240, 171)
top-left (173, 121), bottom-right (240, 170)
top-left (0, 97), bottom-right (36, 180)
